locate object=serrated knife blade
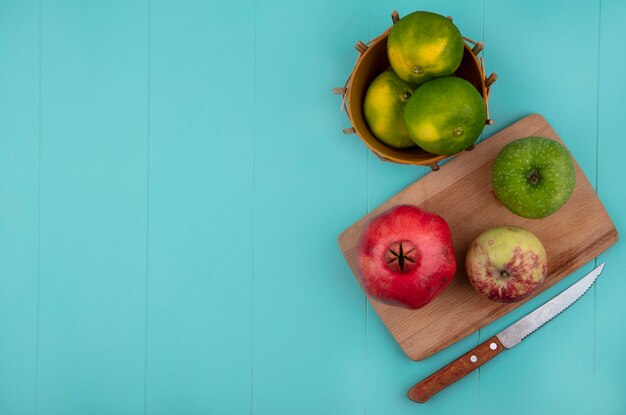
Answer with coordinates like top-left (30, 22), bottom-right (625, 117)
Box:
top-left (497, 262), bottom-right (604, 348)
top-left (408, 263), bottom-right (605, 403)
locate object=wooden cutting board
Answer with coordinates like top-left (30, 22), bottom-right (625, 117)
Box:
top-left (338, 114), bottom-right (618, 361)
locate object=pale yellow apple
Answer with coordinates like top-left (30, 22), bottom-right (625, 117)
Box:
top-left (466, 226), bottom-right (547, 302)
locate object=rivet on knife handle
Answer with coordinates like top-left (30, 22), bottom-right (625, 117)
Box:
top-left (407, 336), bottom-right (504, 403)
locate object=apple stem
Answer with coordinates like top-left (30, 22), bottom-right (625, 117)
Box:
top-left (499, 270), bottom-right (510, 278)
top-left (527, 169), bottom-right (541, 185)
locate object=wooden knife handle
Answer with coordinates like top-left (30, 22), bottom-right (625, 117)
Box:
top-left (407, 336), bottom-right (504, 403)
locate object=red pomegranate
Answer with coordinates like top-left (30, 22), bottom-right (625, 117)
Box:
top-left (356, 205), bottom-right (456, 309)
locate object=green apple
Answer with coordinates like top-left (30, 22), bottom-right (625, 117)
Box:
top-left (466, 226), bottom-right (547, 303)
top-left (492, 136), bottom-right (576, 219)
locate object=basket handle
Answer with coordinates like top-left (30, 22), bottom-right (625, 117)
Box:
top-left (391, 10), bottom-right (400, 23)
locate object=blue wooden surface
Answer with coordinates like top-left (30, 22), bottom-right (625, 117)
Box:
top-left (1, 0), bottom-right (624, 413)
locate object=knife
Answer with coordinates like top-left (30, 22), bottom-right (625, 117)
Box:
top-left (407, 263), bottom-right (605, 403)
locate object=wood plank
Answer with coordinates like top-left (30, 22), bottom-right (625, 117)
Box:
top-left (146, 1), bottom-right (254, 413)
top-left (251, 1), bottom-right (369, 413)
top-left (339, 114), bottom-right (617, 361)
top-left (0, 1), bottom-right (39, 413)
top-left (596, 0), bottom-right (626, 412)
top-left (37, 2), bottom-right (148, 413)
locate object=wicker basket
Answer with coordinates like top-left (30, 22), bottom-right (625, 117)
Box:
top-left (334, 11), bottom-right (497, 171)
